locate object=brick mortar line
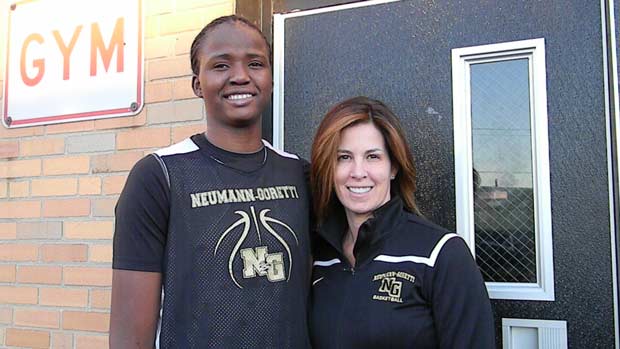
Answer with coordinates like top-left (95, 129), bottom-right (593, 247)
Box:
top-left (0, 234), bottom-right (114, 238)
top-left (0, 119), bottom-right (204, 149)
top-left (10, 274), bottom-right (112, 284)
top-left (5, 304), bottom-right (109, 311)
top-left (0, 236), bottom-right (115, 239)
top-left (10, 307), bottom-right (111, 314)
top-left (3, 325), bottom-right (111, 333)
top-left (0, 236), bottom-right (116, 241)
top-left (10, 263), bottom-right (113, 268)
top-left (0, 284), bottom-right (107, 288)
top-left (1, 284), bottom-right (110, 289)
top-left (19, 261), bottom-right (114, 266)
top-left (2, 260), bottom-right (111, 264)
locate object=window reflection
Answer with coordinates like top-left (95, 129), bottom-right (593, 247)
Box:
top-left (471, 59), bottom-right (537, 283)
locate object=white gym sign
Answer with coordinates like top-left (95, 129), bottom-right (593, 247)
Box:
top-left (2, 0), bottom-right (143, 128)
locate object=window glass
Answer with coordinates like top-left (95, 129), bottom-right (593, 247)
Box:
top-left (470, 59), bottom-right (537, 283)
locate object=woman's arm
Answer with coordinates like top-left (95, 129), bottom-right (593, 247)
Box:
top-left (110, 155), bottom-right (169, 348)
top-left (430, 236), bottom-right (496, 348)
top-left (110, 270), bottom-right (162, 349)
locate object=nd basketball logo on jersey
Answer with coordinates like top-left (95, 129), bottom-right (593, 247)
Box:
top-left (214, 206), bottom-right (298, 288)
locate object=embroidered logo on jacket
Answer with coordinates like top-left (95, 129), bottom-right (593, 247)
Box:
top-left (214, 206), bottom-right (298, 288)
top-left (372, 271), bottom-right (416, 303)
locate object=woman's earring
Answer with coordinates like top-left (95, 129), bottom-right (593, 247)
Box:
top-left (390, 175), bottom-right (395, 180)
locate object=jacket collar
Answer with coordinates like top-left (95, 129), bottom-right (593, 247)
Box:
top-left (317, 196), bottom-right (405, 265)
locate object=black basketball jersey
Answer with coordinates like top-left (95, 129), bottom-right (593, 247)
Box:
top-left (113, 134), bottom-right (312, 348)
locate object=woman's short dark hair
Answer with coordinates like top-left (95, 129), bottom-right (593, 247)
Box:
top-left (189, 15), bottom-right (272, 77)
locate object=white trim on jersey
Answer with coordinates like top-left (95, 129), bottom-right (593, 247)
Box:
top-left (313, 258), bottom-right (341, 267)
top-left (374, 233), bottom-right (459, 268)
top-left (155, 138), bottom-right (200, 157)
top-left (263, 139), bottom-right (299, 160)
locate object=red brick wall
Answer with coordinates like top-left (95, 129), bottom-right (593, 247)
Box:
top-left (0, 0), bottom-right (234, 347)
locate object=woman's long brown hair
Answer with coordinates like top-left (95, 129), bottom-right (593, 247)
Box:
top-left (310, 96), bottom-right (420, 224)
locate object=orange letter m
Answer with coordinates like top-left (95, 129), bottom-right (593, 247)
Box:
top-left (90, 17), bottom-right (124, 76)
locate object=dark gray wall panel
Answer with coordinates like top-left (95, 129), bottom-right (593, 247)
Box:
top-left (281, 0), bottom-right (613, 347)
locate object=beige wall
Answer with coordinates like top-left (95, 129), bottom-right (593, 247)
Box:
top-left (0, 0), bottom-right (235, 347)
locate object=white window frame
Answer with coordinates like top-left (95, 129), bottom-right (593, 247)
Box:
top-left (451, 38), bottom-right (554, 301)
top-left (603, 0), bottom-right (620, 345)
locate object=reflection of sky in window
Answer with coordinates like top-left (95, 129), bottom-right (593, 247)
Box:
top-left (471, 59), bottom-right (533, 188)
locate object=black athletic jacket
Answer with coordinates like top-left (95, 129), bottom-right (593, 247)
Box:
top-left (310, 197), bottom-right (495, 349)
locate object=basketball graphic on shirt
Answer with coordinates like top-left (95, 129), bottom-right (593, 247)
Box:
top-left (214, 206), bottom-right (298, 288)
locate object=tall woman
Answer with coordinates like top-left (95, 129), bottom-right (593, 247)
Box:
top-left (111, 16), bottom-right (311, 348)
top-left (310, 96), bottom-right (494, 348)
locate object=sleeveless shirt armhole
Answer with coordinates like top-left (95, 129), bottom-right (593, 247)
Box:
top-left (151, 153), bottom-right (171, 189)
top-left (112, 155), bottom-right (170, 272)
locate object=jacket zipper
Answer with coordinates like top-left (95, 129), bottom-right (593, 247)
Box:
top-left (335, 259), bottom-right (356, 349)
